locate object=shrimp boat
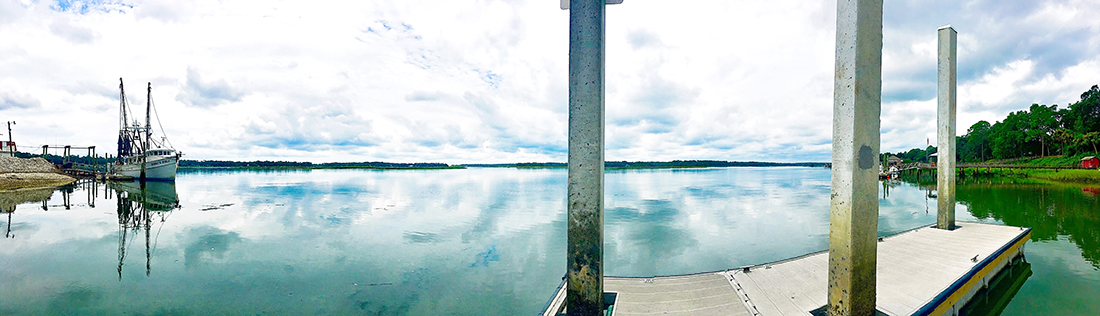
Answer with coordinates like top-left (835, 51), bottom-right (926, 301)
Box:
top-left (109, 79), bottom-right (181, 181)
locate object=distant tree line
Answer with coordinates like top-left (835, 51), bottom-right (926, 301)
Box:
top-left (462, 160), bottom-right (829, 168)
top-left (888, 85), bottom-right (1100, 163)
top-left (959, 85), bottom-right (1100, 161)
top-left (180, 160), bottom-right (451, 168)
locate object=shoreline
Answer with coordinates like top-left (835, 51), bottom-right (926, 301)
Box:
top-left (0, 156), bottom-right (77, 190)
top-left (180, 166), bottom-right (466, 170)
top-left (898, 166), bottom-right (1100, 186)
top-left (0, 172), bottom-right (77, 190)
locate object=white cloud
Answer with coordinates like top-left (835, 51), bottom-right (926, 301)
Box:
top-left (177, 66), bottom-right (245, 108)
top-left (0, 0), bottom-right (1098, 163)
top-left (0, 90), bottom-right (41, 110)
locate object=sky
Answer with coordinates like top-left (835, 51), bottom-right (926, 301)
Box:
top-left (1, 0), bottom-right (1099, 164)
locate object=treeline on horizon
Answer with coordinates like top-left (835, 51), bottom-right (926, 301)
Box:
top-left (9, 153), bottom-right (825, 169)
top-left (889, 85), bottom-right (1100, 163)
top-left (179, 160), bottom-right (451, 168)
top-left (463, 160), bottom-right (829, 168)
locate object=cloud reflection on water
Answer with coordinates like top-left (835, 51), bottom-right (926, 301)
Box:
top-left (0, 167), bottom-right (1005, 315)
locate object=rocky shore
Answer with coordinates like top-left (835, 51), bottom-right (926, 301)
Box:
top-left (0, 156), bottom-right (76, 190)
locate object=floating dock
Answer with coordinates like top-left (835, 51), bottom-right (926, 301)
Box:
top-left (542, 221), bottom-right (1031, 316)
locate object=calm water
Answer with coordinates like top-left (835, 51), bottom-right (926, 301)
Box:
top-left (0, 168), bottom-right (1097, 315)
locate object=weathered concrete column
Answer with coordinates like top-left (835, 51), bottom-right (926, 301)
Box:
top-left (936, 26), bottom-right (957, 231)
top-left (566, 0), bottom-right (606, 314)
top-left (828, 0), bottom-right (882, 315)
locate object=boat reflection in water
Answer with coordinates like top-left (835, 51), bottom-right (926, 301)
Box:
top-left (110, 181), bottom-right (179, 279)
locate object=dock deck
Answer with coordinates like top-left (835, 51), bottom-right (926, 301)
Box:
top-left (543, 221), bottom-right (1031, 316)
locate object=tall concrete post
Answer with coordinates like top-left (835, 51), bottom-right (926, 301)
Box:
top-left (566, 0), bottom-right (606, 314)
top-left (936, 26), bottom-right (957, 231)
top-left (828, 0), bottom-right (882, 315)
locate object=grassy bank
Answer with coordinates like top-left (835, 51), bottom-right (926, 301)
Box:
top-left (992, 168), bottom-right (1100, 184)
top-left (899, 167), bottom-right (1100, 186)
top-left (509, 165), bottom-right (713, 170)
top-left (985, 153), bottom-right (1099, 168)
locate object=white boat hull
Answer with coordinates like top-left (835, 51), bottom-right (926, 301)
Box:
top-left (111, 155), bottom-right (179, 180)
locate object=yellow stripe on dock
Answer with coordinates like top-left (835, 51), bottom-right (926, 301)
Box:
top-left (542, 222), bottom-right (1031, 316)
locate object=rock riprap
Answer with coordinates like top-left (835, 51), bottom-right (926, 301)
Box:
top-left (0, 156), bottom-right (59, 173)
top-left (0, 156), bottom-right (75, 190)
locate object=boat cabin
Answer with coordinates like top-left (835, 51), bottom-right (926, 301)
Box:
top-left (148, 149), bottom-right (175, 157)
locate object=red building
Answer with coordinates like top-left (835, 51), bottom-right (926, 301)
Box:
top-left (1082, 156), bottom-right (1099, 169)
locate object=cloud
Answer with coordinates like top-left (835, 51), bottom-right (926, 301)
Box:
top-left (49, 18), bottom-right (98, 44)
top-left (1, 0), bottom-right (1098, 163)
top-left (627, 29), bottom-right (661, 50)
top-left (134, 0), bottom-right (198, 23)
top-left (0, 91), bottom-right (41, 110)
top-left (238, 101), bottom-right (380, 152)
top-left (404, 90), bottom-right (446, 102)
top-left (177, 67), bottom-right (245, 108)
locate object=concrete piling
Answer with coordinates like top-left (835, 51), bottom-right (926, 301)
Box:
top-left (828, 0), bottom-right (882, 315)
top-left (937, 26), bottom-right (957, 231)
top-left (566, 0), bottom-right (607, 314)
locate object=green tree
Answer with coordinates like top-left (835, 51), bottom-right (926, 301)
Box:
top-left (1083, 132), bottom-right (1100, 154)
top-left (962, 120), bottom-right (992, 161)
top-left (992, 110), bottom-right (1034, 158)
top-left (1066, 85), bottom-right (1100, 133)
top-left (1026, 103), bottom-right (1060, 156)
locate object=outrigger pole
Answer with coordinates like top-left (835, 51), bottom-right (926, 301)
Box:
top-left (141, 82), bottom-right (151, 182)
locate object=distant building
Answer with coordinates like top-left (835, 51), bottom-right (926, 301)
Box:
top-left (1081, 156), bottom-right (1099, 169)
top-left (886, 155), bottom-right (902, 166)
top-left (1, 141), bottom-right (14, 157)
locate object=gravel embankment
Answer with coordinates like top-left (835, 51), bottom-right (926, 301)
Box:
top-left (0, 156), bottom-right (59, 173)
top-left (0, 156), bottom-right (76, 190)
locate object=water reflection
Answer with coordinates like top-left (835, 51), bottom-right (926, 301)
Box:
top-left (958, 181), bottom-right (1100, 269)
top-left (110, 181), bottom-right (180, 279)
top-left (1, 169), bottom-right (1096, 315)
top-left (1, 181), bottom-right (99, 238)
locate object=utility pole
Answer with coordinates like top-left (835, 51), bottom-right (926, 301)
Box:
top-left (5, 121), bottom-right (14, 155)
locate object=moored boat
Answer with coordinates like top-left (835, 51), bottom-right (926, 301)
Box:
top-left (108, 79), bottom-right (180, 181)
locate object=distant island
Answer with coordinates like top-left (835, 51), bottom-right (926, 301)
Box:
top-left (179, 160), bottom-right (459, 169)
top-left (173, 159), bottom-right (829, 170)
top-left (461, 160), bottom-right (829, 169)
top-left (19, 152), bottom-right (829, 170)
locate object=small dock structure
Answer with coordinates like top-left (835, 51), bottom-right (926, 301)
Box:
top-left (542, 222), bottom-right (1031, 316)
top-left (41, 145), bottom-right (106, 179)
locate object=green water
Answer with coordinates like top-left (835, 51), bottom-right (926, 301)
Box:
top-left (955, 180), bottom-right (1100, 315)
top-left (0, 168), bottom-right (1096, 314)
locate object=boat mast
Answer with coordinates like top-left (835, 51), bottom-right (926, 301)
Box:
top-left (119, 78), bottom-right (127, 132)
top-left (119, 78), bottom-right (129, 159)
top-left (141, 82), bottom-right (151, 181)
top-left (145, 82), bottom-right (151, 153)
